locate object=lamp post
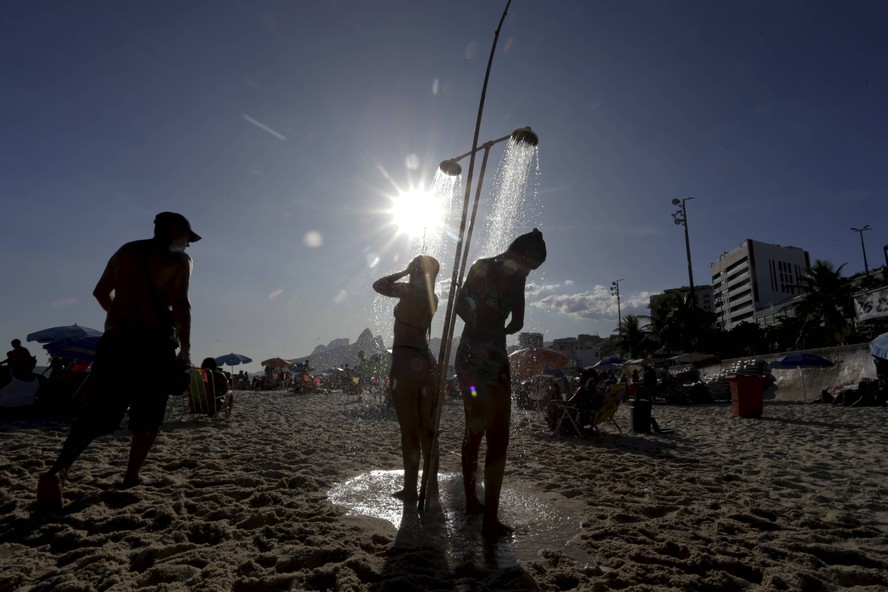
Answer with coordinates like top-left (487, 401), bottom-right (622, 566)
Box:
top-left (611, 279), bottom-right (623, 334)
top-left (850, 225), bottom-right (871, 277)
top-left (671, 196), bottom-right (696, 307)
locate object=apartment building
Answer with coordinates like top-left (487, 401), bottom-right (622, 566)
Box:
top-left (711, 239), bottom-right (810, 330)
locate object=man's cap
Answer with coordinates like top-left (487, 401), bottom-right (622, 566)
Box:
top-left (154, 212), bottom-right (201, 242)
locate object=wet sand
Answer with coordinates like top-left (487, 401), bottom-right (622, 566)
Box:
top-left (1, 391), bottom-right (887, 591)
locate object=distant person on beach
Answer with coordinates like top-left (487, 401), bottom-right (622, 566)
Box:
top-left (455, 228), bottom-right (546, 539)
top-left (200, 357), bottom-right (231, 416)
top-left (37, 212), bottom-right (199, 512)
top-left (373, 255), bottom-right (440, 504)
top-left (1, 339), bottom-right (36, 377)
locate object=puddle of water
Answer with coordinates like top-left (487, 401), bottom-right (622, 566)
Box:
top-left (328, 469), bottom-right (595, 568)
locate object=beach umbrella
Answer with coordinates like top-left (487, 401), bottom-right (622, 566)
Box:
top-left (869, 332), bottom-right (888, 360)
top-left (261, 357), bottom-right (292, 369)
top-left (592, 356), bottom-right (626, 372)
top-left (770, 352), bottom-right (834, 401)
top-left (215, 353), bottom-right (252, 371)
top-left (509, 348), bottom-right (570, 380)
top-left (43, 335), bottom-right (102, 362)
top-left (26, 324), bottom-right (102, 344)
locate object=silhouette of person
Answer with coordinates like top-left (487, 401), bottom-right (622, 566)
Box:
top-left (1, 339), bottom-right (35, 377)
top-left (455, 228), bottom-right (546, 539)
top-left (200, 357), bottom-right (231, 416)
top-left (37, 212), bottom-right (199, 512)
top-left (373, 255), bottom-right (440, 504)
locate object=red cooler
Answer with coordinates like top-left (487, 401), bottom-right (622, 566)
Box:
top-left (729, 375), bottom-right (764, 418)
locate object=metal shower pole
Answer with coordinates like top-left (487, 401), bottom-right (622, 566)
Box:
top-left (418, 0), bottom-right (514, 511)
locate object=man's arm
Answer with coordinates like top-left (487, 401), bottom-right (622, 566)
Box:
top-left (93, 257), bottom-right (117, 312)
top-left (170, 256), bottom-right (193, 362)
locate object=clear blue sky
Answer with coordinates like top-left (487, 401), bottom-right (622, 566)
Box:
top-left (2, 1), bottom-right (886, 372)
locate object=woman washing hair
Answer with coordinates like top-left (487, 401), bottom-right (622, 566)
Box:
top-left (372, 255), bottom-right (440, 504)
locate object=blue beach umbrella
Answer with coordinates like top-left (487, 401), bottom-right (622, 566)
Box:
top-left (770, 352), bottom-right (834, 401)
top-left (869, 332), bottom-right (888, 361)
top-left (43, 335), bottom-right (102, 362)
top-left (27, 324), bottom-right (102, 344)
top-left (215, 353), bottom-right (252, 371)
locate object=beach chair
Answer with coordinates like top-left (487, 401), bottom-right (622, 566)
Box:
top-left (550, 382), bottom-right (625, 437)
top-left (184, 368), bottom-right (232, 419)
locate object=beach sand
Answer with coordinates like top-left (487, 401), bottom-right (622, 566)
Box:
top-left (2, 391), bottom-right (887, 591)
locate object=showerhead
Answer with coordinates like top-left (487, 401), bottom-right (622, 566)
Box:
top-left (439, 159), bottom-right (462, 176)
top-left (510, 127), bottom-right (539, 147)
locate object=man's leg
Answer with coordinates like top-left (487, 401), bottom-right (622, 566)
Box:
top-left (123, 427), bottom-right (161, 488)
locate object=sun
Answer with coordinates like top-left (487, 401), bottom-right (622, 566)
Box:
top-left (389, 187), bottom-right (440, 238)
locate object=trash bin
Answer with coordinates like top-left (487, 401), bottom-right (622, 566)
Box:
top-left (729, 375), bottom-right (764, 418)
top-left (631, 398), bottom-right (652, 433)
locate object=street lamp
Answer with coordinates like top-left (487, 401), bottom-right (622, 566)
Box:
top-left (611, 279), bottom-right (623, 334)
top-left (671, 196), bottom-right (696, 307)
top-left (850, 225), bottom-right (871, 277)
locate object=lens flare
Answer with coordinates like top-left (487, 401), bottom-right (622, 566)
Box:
top-left (389, 187), bottom-right (442, 239)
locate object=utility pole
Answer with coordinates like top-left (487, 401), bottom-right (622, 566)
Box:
top-left (850, 225), bottom-right (871, 277)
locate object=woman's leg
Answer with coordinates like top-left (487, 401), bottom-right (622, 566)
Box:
top-left (391, 376), bottom-right (421, 502)
top-left (481, 383), bottom-right (513, 538)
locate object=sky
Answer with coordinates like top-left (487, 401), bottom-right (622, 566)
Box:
top-left (2, 0), bottom-right (887, 373)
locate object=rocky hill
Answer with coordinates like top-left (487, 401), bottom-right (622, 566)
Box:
top-left (289, 329), bottom-right (459, 374)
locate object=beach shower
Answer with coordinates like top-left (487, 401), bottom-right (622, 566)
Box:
top-left (418, 0), bottom-right (543, 508)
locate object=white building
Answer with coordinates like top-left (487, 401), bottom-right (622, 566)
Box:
top-left (550, 334), bottom-right (609, 369)
top-left (711, 239), bottom-right (810, 330)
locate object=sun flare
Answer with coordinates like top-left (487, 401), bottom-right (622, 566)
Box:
top-left (389, 188), bottom-right (440, 238)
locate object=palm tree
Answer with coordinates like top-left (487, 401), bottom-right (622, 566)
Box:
top-left (647, 292), bottom-right (717, 353)
top-left (612, 315), bottom-right (648, 359)
top-left (795, 260), bottom-right (853, 346)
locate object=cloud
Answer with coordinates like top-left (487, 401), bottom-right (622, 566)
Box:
top-left (529, 283), bottom-right (654, 321)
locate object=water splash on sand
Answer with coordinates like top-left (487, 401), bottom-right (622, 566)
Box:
top-left (328, 469), bottom-right (594, 568)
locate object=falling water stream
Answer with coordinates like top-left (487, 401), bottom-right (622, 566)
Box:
top-left (476, 139), bottom-right (542, 260)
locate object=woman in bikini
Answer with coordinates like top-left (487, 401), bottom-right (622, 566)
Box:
top-left (373, 255), bottom-right (440, 504)
top-left (455, 228), bottom-right (546, 539)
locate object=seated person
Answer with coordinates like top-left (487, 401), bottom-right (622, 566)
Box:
top-left (566, 368), bottom-right (603, 428)
top-left (200, 357), bottom-right (230, 415)
top-left (1, 339), bottom-right (37, 378)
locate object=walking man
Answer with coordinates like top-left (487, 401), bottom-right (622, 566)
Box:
top-left (37, 212), bottom-right (200, 512)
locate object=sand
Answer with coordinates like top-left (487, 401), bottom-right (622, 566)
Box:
top-left (1, 390), bottom-right (887, 591)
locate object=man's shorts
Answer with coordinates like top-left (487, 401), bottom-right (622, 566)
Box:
top-left (75, 328), bottom-right (178, 435)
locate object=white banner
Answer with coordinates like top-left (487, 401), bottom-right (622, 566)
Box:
top-left (854, 287), bottom-right (888, 321)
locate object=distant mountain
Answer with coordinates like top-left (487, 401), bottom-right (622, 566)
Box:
top-left (289, 329), bottom-right (461, 374)
top-left (291, 329), bottom-right (387, 372)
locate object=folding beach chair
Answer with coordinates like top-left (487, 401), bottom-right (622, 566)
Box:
top-left (551, 382), bottom-right (625, 437)
top-left (183, 368), bottom-right (232, 419)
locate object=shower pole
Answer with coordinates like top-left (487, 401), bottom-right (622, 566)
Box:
top-left (419, 0), bottom-right (513, 511)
